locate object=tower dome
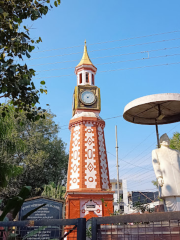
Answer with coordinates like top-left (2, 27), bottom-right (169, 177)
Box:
top-left (75, 40), bottom-right (97, 86)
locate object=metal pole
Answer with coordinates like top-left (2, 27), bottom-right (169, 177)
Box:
top-left (91, 217), bottom-right (97, 240)
top-left (77, 218), bottom-right (86, 240)
top-left (115, 125), bottom-right (120, 211)
top-left (155, 121), bottom-right (160, 148)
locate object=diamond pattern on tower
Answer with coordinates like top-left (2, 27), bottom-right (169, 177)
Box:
top-left (87, 163), bottom-right (94, 172)
top-left (85, 123), bottom-right (97, 188)
top-left (69, 125), bottom-right (80, 189)
top-left (73, 164), bottom-right (78, 173)
top-left (98, 126), bottom-right (109, 190)
top-left (87, 137), bottom-right (93, 145)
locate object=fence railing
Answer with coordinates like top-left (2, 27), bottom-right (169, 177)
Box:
top-left (0, 218), bottom-right (86, 240)
top-left (1, 212), bottom-right (180, 239)
top-left (91, 211), bottom-right (180, 240)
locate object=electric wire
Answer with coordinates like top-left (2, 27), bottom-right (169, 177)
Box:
top-left (21, 37), bottom-right (180, 62)
top-left (108, 137), bottom-right (153, 173)
top-left (110, 156), bottom-right (153, 178)
top-left (33, 34), bottom-right (180, 189)
top-left (119, 145), bottom-right (155, 175)
top-left (59, 115), bottom-right (123, 129)
top-left (110, 122), bottom-right (180, 187)
top-left (109, 121), bottom-right (180, 181)
top-left (107, 151), bottom-right (152, 171)
top-left (111, 170), bottom-right (154, 189)
top-left (98, 61), bottom-right (180, 74)
top-left (110, 161), bottom-right (153, 180)
top-left (110, 163), bottom-right (151, 178)
top-left (109, 156), bottom-right (152, 177)
top-left (109, 156), bottom-right (152, 175)
top-left (119, 152), bottom-right (155, 178)
top-left (35, 53), bottom-right (180, 73)
top-left (120, 131), bottom-right (154, 159)
top-left (61, 113), bottom-right (180, 191)
top-left (121, 157), bottom-right (153, 179)
top-left (126, 173), bottom-right (156, 184)
top-left (123, 169), bottom-right (154, 182)
top-left (127, 177), bottom-right (156, 189)
top-left (3, 31), bottom-right (179, 193)
top-left (126, 177), bottom-right (155, 190)
top-left (34, 61), bottom-right (180, 79)
top-left (29, 45), bottom-right (180, 67)
top-left (120, 122), bottom-right (180, 176)
top-left (127, 185), bottom-right (157, 193)
top-left (108, 143), bottom-right (156, 174)
top-left (61, 114), bottom-right (180, 189)
top-left (32, 30), bottom-right (180, 53)
top-left (123, 180), bottom-right (156, 194)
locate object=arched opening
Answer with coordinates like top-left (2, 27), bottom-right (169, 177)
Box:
top-left (86, 73), bottom-right (89, 83)
top-left (92, 74), bottom-right (94, 85)
top-left (79, 73), bottom-right (82, 84)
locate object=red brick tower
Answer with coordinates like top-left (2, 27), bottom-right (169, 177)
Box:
top-left (65, 41), bottom-right (114, 222)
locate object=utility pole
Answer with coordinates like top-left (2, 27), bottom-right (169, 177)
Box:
top-left (115, 125), bottom-right (120, 211)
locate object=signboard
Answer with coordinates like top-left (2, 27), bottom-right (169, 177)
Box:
top-left (132, 191), bottom-right (159, 206)
top-left (19, 198), bottom-right (63, 239)
top-left (86, 205), bottom-right (95, 208)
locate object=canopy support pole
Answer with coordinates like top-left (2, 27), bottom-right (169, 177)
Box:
top-left (155, 121), bottom-right (160, 148)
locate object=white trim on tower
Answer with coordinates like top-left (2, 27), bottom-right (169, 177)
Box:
top-left (84, 123), bottom-right (97, 188)
top-left (98, 126), bottom-right (109, 190)
top-left (69, 125), bottom-right (81, 189)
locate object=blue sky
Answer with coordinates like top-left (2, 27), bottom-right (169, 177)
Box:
top-left (20, 0), bottom-right (180, 192)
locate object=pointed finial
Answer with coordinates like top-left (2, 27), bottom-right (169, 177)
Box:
top-left (76, 40), bottom-right (95, 67)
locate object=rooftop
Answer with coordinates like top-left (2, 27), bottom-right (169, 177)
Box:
top-left (110, 178), bottom-right (122, 183)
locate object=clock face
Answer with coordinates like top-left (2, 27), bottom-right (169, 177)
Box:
top-left (81, 90), bottom-right (96, 105)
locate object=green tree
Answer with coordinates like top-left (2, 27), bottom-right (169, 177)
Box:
top-left (133, 200), bottom-right (153, 213)
top-left (41, 182), bottom-right (66, 200)
top-left (170, 132), bottom-right (180, 150)
top-left (151, 180), bottom-right (158, 188)
top-left (0, 104), bottom-right (68, 201)
top-left (0, 104), bottom-right (24, 189)
top-left (0, 0), bottom-right (60, 119)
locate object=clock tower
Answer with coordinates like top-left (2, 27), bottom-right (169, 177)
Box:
top-left (65, 41), bottom-right (114, 225)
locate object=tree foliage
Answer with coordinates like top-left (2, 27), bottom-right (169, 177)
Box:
top-left (0, 0), bottom-right (60, 119)
top-left (41, 182), bottom-right (66, 200)
top-left (151, 180), bottom-right (158, 188)
top-left (170, 132), bottom-right (180, 151)
top-left (133, 200), bottom-right (154, 213)
top-left (0, 104), bottom-right (68, 201)
top-left (0, 186), bottom-right (31, 221)
top-left (0, 104), bottom-right (24, 188)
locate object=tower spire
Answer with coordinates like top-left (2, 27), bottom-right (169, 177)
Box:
top-left (75, 40), bottom-right (97, 86)
top-left (76, 40), bottom-right (94, 67)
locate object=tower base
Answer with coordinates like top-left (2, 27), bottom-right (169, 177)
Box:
top-left (65, 190), bottom-right (114, 240)
top-left (66, 190), bottom-right (114, 219)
